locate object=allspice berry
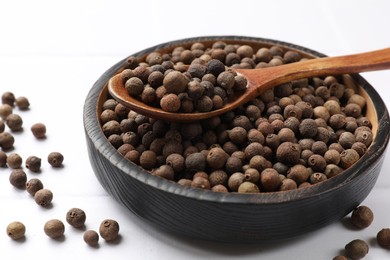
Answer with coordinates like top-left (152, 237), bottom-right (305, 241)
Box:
top-left (345, 239), bottom-right (369, 259)
top-left (26, 178), bottom-right (44, 196)
top-left (377, 228), bottom-right (390, 248)
top-left (48, 152), bottom-right (64, 167)
top-left (44, 219), bottom-right (65, 239)
top-left (66, 208), bottom-right (86, 228)
top-left (7, 152), bottom-right (23, 169)
top-left (276, 142), bottom-right (301, 166)
top-left (9, 169), bottom-right (27, 189)
top-left (6, 113), bottom-right (23, 131)
top-left (34, 188), bottom-right (53, 207)
top-left (350, 205), bottom-right (374, 229)
top-left (31, 123), bottom-right (46, 139)
top-left (25, 155), bottom-right (41, 172)
top-left (6, 221), bottom-right (26, 240)
top-left (99, 219), bottom-right (120, 241)
top-left (83, 230), bottom-right (99, 246)
top-left (237, 181), bottom-right (260, 193)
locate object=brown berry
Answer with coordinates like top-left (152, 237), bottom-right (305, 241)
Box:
top-left (99, 219), bottom-right (120, 241)
top-left (26, 178), bottom-right (44, 196)
top-left (350, 205), bottom-right (373, 229)
top-left (345, 239), bottom-right (369, 259)
top-left (7, 152), bottom-right (23, 169)
top-left (15, 96), bottom-right (30, 110)
top-left (44, 219), bottom-right (65, 239)
top-left (83, 230), bottom-right (99, 246)
top-left (66, 208), bottom-right (87, 228)
top-left (48, 152), bottom-right (64, 167)
top-left (377, 228), bottom-right (390, 248)
top-left (9, 169), bottom-right (27, 189)
top-left (6, 221), bottom-right (26, 240)
top-left (6, 113), bottom-right (23, 131)
top-left (25, 155), bottom-right (42, 172)
top-left (34, 188), bottom-right (53, 207)
top-left (31, 123), bottom-right (46, 139)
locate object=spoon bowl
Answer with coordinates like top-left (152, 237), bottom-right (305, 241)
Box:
top-left (108, 48), bottom-right (390, 122)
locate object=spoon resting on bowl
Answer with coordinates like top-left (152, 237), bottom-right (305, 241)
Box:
top-left (108, 47), bottom-right (390, 122)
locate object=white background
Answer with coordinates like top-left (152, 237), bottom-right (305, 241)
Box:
top-left (0, 0), bottom-right (390, 259)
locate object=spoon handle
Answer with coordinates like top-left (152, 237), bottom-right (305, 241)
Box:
top-left (237, 47), bottom-right (390, 99)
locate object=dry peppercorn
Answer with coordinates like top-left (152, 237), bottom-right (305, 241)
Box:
top-left (287, 164), bottom-right (310, 184)
top-left (238, 181), bottom-right (260, 193)
top-left (276, 142), bottom-right (301, 166)
top-left (2, 91), bottom-right (15, 106)
top-left (47, 152), bottom-right (64, 167)
top-left (228, 172), bottom-right (245, 191)
top-left (15, 96), bottom-right (30, 110)
top-left (377, 228), bottom-right (390, 248)
top-left (83, 230), bottom-right (99, 246)
top-left (260, 168), bottom-right (281, 191)
top-left (25, 155), bottom-right (41, 172)
top-left (6, 113), bottom-right (23, 131)
top-left (7, 152), bottom-right (23, 169)
top-left (44, 219), bottom-right (65, 239)
top-left (30, 123), bottom-right (46, 139)
top-left (160, 93), bottom-right (181, 112)
top-left (66, 208), bottom-right (86, 228)
top-left (9, 169), bottom-right (27, 189)
top-left (0, 104), bottom-right (13, 119)
top-left (191, 176), bottom-right (211, 190)
top-left (99, 219), bottom-right (120, 241)
top-left (26, 178), bottom-right (44, 196)
top-left (350, 205), bottom-right (373, 229)
top-left (34, 188), bottom-right (53, 207)
top-left (339, 149), bottom-right (360, 169)
top-left (345, 239), bottom-right (369, 259)
top-left (6, 221), bottom-right (26, 240)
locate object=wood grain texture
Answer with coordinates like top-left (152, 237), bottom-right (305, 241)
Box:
top-left (83, 36), bottom-right (390, 243)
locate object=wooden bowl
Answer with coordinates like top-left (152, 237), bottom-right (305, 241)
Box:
top-left (83, 36), bottom-right (390, 243)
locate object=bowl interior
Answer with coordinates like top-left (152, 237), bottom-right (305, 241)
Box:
top-left (94, 36), bottom-right (383, 203)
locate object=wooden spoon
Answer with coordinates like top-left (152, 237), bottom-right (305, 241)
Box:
top-left (108, 48), bottom-right (390, 122)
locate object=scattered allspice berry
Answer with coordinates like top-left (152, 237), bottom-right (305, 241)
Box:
top-left (0, 104), bottom-right (13, 119)
top-left (345, 239), bottom-right (369, 259)
top-left (350, 205), bottom-right (374, 229)
top-left (99, 219), bottom-right (120, 241)
top-left (26, 178), bottom-right (44, 196)
top-left (15, 96), bottom-right (30, 110)
top-left (6, 152), bottom-right (23, 169)
top-left (34, 188), bottom-right (53, 207)
top-left (9, 169), bottom-right (27, 189)
top-left (30, 123), bottom-right (46, 139)
top-left (377, 228), bottom-right (390, 248)
top-left (0, 132), bottom-right (15, 150)
top-left (83, 230), bottom-right (99, 247)
top-left (2, 91), bottom-right (15, 106)
top-left (25, 155), bottom-right (42, 172)
top-left (44, 219), bottom-right (65, 239)
top-left (47, 152), bottom-right (64, 167)
top-left (6, 221), bottom-right (26, 240)
top-left (66, 208), bottom-right (86, 228)
top-left (6, 113), bottom-right (23, 131)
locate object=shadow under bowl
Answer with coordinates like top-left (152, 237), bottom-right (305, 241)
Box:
top-left (83, 36), bottom-right (390, 243)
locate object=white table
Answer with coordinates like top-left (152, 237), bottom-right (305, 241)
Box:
top-left (1, 1), bottom-right (390, 259)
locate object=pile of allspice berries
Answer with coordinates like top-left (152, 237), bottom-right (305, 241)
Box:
top-left (0, 91), bottom-right (120, 246)
top-left (101, 40), bottom-right (374, 193)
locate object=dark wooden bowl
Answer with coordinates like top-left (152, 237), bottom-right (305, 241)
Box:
top-left (83, 36), bottom-right (390, 243)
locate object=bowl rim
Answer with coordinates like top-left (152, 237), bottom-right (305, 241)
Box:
top-left (84, 35), bottom-right (390, 205)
